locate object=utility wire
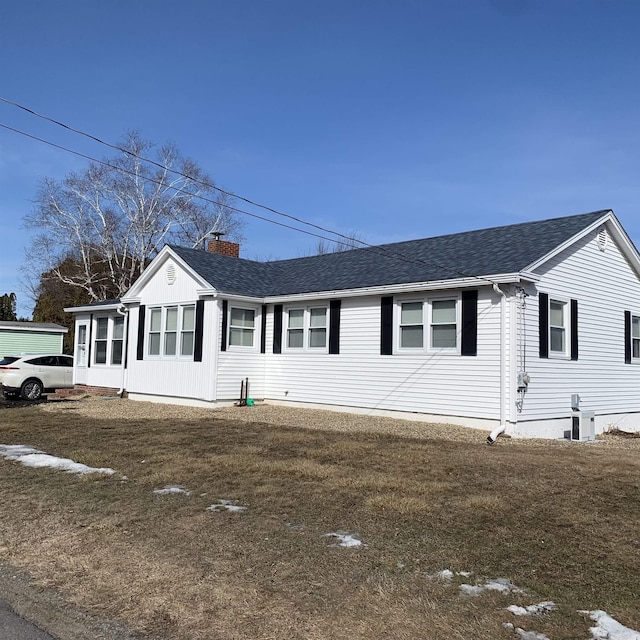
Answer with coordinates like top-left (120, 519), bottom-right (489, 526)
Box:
top-left (0, 103), bottom-right (500, 285)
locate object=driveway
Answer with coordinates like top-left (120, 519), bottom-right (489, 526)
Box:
top-left (0, 599), bottom-right (54, 639)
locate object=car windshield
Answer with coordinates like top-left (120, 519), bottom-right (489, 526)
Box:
top-left (0, 357), bottom-right (20, 365)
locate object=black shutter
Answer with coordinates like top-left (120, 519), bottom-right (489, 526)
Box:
top-left (273, 304), bottom-right (283, 353)
top-left (260, 304), bottom-right (267, 354)
top-left (194, 300), bottom-right (205, 362)
top-left (220, 300), bottom-right (228, 351)
top-left (329, 299), bottom-right (341, 354)
top-left (625, 310), bottom-right (632, 364)
top-left (461, 290), bottom-right (478, 356)
top-left (380, 296), bottom-right (393, 355)
top-left (570, 299), bottom-right (579, 361)
top-left (539, 292), bottom-right (549, 359)
top-left (136, 306), bottom-right (145, 361)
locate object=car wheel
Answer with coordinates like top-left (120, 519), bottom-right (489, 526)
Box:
top-left (20, 379), bottom-right (43, 401)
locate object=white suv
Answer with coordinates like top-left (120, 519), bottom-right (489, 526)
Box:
top-left (0, 354), bottom-right (74, 400)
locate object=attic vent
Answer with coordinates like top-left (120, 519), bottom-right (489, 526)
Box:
top-left (596, 227), bottom-right (608, 252)
top-left (166, 263), bottom-right (177, 285)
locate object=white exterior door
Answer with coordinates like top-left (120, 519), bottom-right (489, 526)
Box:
top-left (75, 322), bottom-right (89, 384)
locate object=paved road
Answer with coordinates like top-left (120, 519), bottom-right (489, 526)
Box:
top-left (0, 599), bottom-right (55, 640)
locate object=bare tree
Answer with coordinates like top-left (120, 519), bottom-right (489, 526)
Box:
top-left (23, 131), bottom-right (243, 301)
top-left (313, 229), bottom-right (367, 255)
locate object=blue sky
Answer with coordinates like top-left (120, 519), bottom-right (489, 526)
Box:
top-left (2, 0), bottom-right (640, 316)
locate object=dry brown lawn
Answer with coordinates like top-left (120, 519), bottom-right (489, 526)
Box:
top-left (0, 397), bottom-right (639, 640)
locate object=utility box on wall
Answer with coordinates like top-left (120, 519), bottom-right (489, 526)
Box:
top-left (571, 411), bottom-right (595, 441)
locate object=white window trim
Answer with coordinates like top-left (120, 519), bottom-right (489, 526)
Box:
top-left (227, 304), bottom-right (260, 351)
top-left (548, 296), bottom-right (570, 359)
top-left (284, 305), bottom-right (329, 352)
top-left (93, 315), bottom-right (125, 367)
top-left (396, 294), bottom-right (461, 354)
top-left (147, 303), bottom-right (197, 360)
top-left (631, 314), bottom-right (640, 362)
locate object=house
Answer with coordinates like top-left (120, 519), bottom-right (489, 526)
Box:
top-left (0, 321), bottom-right (68, 356)
top-left (65, 209), bottom-right (640, 439)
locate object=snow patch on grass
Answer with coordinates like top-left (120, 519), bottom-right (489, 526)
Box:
top-left (581, 609), bottom-right (640, 640)
top-left (207, 500), bottom-right (246, 512)
top-left (460, 577), bottom-right (524, 597)
top-left (0, 444), bottom-right (115, 475)
top-left (324, 532), bottom-right (364, 548)
top-left (507, 602), bottom-right (557, 616)
top-left (503, 623), bottom-right (551, 640)
top-left (153, 485), bottom-right (191, 496)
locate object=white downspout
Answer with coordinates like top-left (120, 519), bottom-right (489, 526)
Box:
top-left (487, 283), bottom-right (507, 444)
top-left (116, 305), bottom-right (128, 396)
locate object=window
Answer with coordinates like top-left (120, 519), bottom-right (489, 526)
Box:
top-left (229, 307), bottom-right (255, 347)
top-left (633, 315), bottom-right (640, 359)
top-left (287, 309), bottom-right (304, 348)
top-left (111, 316), bottom-right (124, 365)
top-left (285, 306), bottom-right (328, 350)
top-left (398, 297), bottom-right (459, 351)
top-left (95, 318), bottom-right (109, 364)
top-left (181, 306), bottom-right (195, 356)
top-left (147, 304), bottom-right (196, 357)
top-left (92, 316), bottom-right (125, 366)
top-left (400, 302), bottom-right (423, 348)
top-left (549, 299), bottom-right (567, 354)
top-left (431, 299), bottom-right (457, 349)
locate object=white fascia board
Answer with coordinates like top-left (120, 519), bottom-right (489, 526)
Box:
top-left (119, 297), bottom-right (141, 305)
top-left (264, 273), bottom-right (532, 304)
top-left (196, 288), bottom-right (218, 298)
top-left (64, 303), bottom-right (122, 313)
top-left (602, 215), bottom-right (640, 276)
top-left (524, 210), bottom-right (616, 272)
top-left (0, 325), bottom-right (68, 334)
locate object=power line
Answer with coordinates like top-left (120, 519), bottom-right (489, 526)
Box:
top-left (0, 103), bottom-right (500, 285)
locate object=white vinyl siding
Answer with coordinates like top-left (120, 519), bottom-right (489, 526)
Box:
top-left (259, 291), bottom-right (502, 420)
top-left (517, 226), bottom-right (640, 430)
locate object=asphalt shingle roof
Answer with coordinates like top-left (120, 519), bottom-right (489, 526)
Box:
top-left (169, 210), bottom-right (610, 298)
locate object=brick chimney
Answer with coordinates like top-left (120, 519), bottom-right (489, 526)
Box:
top-left (207, 238), bottom-right (240, 258)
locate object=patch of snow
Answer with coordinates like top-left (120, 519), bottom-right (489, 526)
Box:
top-left (285, 523), bottom-right (305, 531)
top-left (426, 569), bottom-right (473, 580)
top-left (460, 578), bottom-right (524, 597)
top-left (503, 623), bottom-right (551, 640)
top-left (153, 485), bottom-right (191, 495)
top-left (324, 532), bottom-right (364, 548)
top-left (207, 500), bottom-right (246, 512)
top-left (580, 610), bottom-right (640, 640)
top-left (0, 444), bottom-right (115, 475)
top-left (507, 602), bottom-right (557, 617)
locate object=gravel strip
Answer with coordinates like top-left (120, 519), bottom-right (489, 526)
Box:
top-left (38, 396), bottom-right (640, 449)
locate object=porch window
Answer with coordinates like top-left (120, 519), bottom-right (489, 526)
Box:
top-left (94, 318), bottom-right (109, 364)
top-left (229, 307), bottom-right (255, 347)
top-left (111, 316), bottom-right (124, 365)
